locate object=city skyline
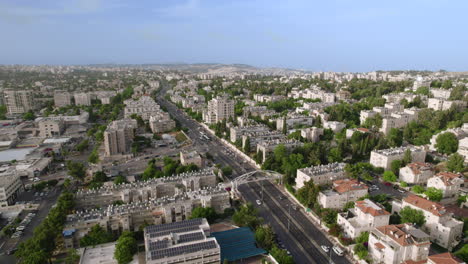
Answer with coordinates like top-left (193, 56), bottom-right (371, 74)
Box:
top-left (1, 0), bottom-right (468, 72)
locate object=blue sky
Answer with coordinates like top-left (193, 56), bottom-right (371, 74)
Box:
top-left (1, 0), bottom-right (467, 71)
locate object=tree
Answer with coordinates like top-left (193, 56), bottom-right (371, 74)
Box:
top-left (400, 206), bottom-right (425, 226)
top-left (424, 187), bottom-right (443, 202)
top-left (402, 149), bottom-right (412, 165)
top-left (244, 137), bottom-right (251, 153)
top-left (114, 232), bottom-right (137, 264)
top-left (446, 153), bottom-right (465, 173)
top-left (455, 244), bottom-right (468, 262)
top-left (65, 248), bottom-right (80, 264)
top-left (114, 175), bottom-right (128, 185)
top-left (22, 110), bottom-right (36, 121)
top-left (387, 128), bottom-right (403, 147)
top-left (232, 203), bottom-right (262, 229)
top-left (254, 225), bottom-right (275, 250)
top-left (270, 246), bottom-right (294, 264)
top-left (79, 224), bottom-right (114, 247)
top-left (66, 161), bottom-right (86, 180)
top-left (327, 147), bottom-right (343, 163)
top-left (88, 148), bottom-right (100, 164)
top-left (353, 243), bottom-right (368, 260)
top-left (382, 171), bottom-right (397, 182)
top-left (190, 207), bottom-right (217, 223)
top-left (435, 132), bottom-right (459, 155)
top-left (356, 231), bottom-right (369, 244)
top-left (390, 160), bottom-right (402, 176)
top-left (75, 139), bottom-right (89, 152)
top-left (221, 166), bottom-right (233, 176)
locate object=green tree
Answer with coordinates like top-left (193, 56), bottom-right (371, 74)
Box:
top-left (424, 187), bottom-right (443, 202)
top-left (402, 149), bottom-right (412, 165)
top-left (79, 224), bottom-right (114, 247)
top-left (382, 171), bottom-right (397, 182)
top-left (455, 244), bottom-right (468, 262)
top-left (270, 246), bottom-right (294, 264)
top-left (400, 206), bottom-right (425, 226)
top-left (327, 147), bottom-right (343, 163)
top-left (221, 166), bottom-right (233, 176)
top-left (232, 203), bottom-right (262, 230)
top-left (114, 175), bottom-right (128, 185)
top-left (114, 232), bottom-right (137, 264)
top-left (75, 139), bottom-right (89, 152)
top-left (66, 161), bottom-right (86, 180)
top-left (412, 185), bottom-right (425, 194)
top-left (244, 137), bottom-right (251, 153)
top-left (88, 148), bottom-right (100, 164)
top-left (353, 243), bottom-right (368, 260)
top-left (415, 86), bottom-right (431, 96)
top-left (254, 225), bottom-right (275, 250)
top-left (356, 231), bottom-right (369, 244)
top-left (387, 128), bottom-right (403, 147)
top-left (190, 207), bottom-right (217, 223)
top-left (435, 132), bottom-right (459, 155)
top-left (22, 110), bottom-right (36, 121)
top-left (446, 153), bottom-right (465, 173)
top-left (65, 248), bottom-right (80, 264)
top-left (390, 160), bottom-right (402, 176)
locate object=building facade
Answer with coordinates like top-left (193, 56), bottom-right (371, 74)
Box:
top-left (104, 119), bottom-right (138, 156)
top-left (203, 95), bottom-right (235, 124)
top-left (370, 146), bottom-right (426, 170)
top-left (3, 89), bottom-right (36, 115)
top-left (295, 162), bottom-right (346, 188)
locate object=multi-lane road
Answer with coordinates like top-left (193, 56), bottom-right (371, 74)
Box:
top-left (156, 84), bottom-right (351, 264)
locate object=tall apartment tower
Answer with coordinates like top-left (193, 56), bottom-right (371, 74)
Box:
top-left (74, 92), bottom-right (92, 106)
top-left (3, 89), bottom-right (35, 115)
top-left (203, 95), bottom-right (235, 124)
top-left (54, 90), bottom-right (72, 107)
top-left (104, 119), bottom-right (138, 156)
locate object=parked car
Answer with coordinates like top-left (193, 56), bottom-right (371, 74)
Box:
top-left (321, 245), bottom-right (330, 252)
top-left (256, 200), bottom-right (262, 205)
top-left (333, 246), bottom-right (344, 256)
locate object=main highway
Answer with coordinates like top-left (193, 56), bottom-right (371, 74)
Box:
top-left (155, 81), bottom-right (351, 264)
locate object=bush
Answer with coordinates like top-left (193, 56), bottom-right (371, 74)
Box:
top-left (354, 243), bottom-right (368, 260)
top-left (412, 185), bottom-right (425, 194)
top-left (382, 171), bottom-right (397, 182)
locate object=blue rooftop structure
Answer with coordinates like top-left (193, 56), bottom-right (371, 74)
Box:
top-left (211, 227), bottom-right (267, 262)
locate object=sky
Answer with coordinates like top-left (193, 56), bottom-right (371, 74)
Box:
top-left (1, 0), bottom-right (468, 72)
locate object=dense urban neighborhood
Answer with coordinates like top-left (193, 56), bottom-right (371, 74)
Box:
top-left (0, 64), bottom-right (466, 264)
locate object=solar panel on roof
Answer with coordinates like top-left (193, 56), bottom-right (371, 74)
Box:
top-left (150, 240), bottom-right (217, 260)
top-left (145, 218), bottom-right (204, 237)
top-left (178, 232), bottom-right (205, 243)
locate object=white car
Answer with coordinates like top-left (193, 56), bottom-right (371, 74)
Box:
top-left (256, 200), bottom-right (262, 205)
top-left (321, 245), bottom-right (330, 252)
top-left (333, 246), bottom-right (344, 256)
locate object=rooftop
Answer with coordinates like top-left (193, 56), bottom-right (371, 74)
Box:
top-left (355, 199), bottom-right (390, 217)
top-left (333, 179), bottom-right (368, 193)
top-left (376, 224), bottom-right (430, 246)
top-left (404, 195), bottom-right (447, 217)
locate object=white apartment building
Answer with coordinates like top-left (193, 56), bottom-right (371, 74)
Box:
top-left (399, 162), bottom-right (435, 185)
top-left (428, 98), bottom-right (466, 111)
top-left (345, 127), bottom-right (370, 139)
top-left (382, 92), bottom-right (423, 104)
top-left (0, 170), bottom-right (23, 207)
top-left (276, 115), bottom-right (314, 132)
top-left (229, 125), bottom-right (270, 143)
top-left (289, 86), bottom-right (336, 103)
top-left (241, 131), bottom-right (285, 151)
top-left (54, 90), bottom-right (72, 107)
top-left (370, 146), bottom-right (426, 170)
top-left (149, 113), bottom-right (175, 133)
top-left (203, 95), bottom-right (235, 124)
top-left (323, 121), bottom-right (346, 133)
top-left (74, 92), bottom-right (92, 106)
top-left (392, 195), bottom-right (463, 250)
top-left (253, 94), bottom-right (285, 103)
top-left (300, 127), bottom-right (323, 142)
top-left (180, 151), bottom-right (204, 168)
top-left (368, 224), bottom-right (431, 264)
top-left (37, 117), bottom-right (65, 138)
top-left (124, 95), bottom-right (161, 120)
top-left (427, 172), bottom-right (464, 199)
top-left (359, 103), bottom-right (404, 125)
top-left (337, 199), bottom-right (390, 239)
top-left (458, 137), bottom-right (468, 163)
top-left (427, 252), bottom-right (465, 264)
top-left (295, 163), bottom-right (346, 188)
top-left (380, 108), bottom-right (421, 135)
top-left (430, 88), bottom-right (452, 99)
top-left (256, 139), bottom-right (303, 163)
top-left (144, 218), bottom-right (220, 264)
top-left (3, 89), bottom-right (36, 115)
top-left (318, 179), bottom-right (368, 209)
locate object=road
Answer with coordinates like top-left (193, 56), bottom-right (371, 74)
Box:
top-left (239, 180), bottom-right (351, 264)
top-left (155, 81), bottom-right (255, 178)
top-left (156, 82), bottom-right (351, 264)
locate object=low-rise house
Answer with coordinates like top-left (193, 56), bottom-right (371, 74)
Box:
top-left (300, 127), bottom-right (323, 142)
top-left (427, 172), bottom-right (464, 200)
top-left (429, 124), bottom-right (468, 151)
top-left (318, 179), bottom-right (368, 209)
top-left (428, 98), bottom-right (466, 111)
top-left (458, 137), bottom-right (468, 163)
top-left (337, 199), bottom-right (390, 239)
top-left (368, 224), bottom-right (431, 264)
top-left (399, 162), bottom-right (435, 185)
top-left (426, 252), bottom-right (465, 264)
top-left (392, 195), bottom-right (463, 250)
top-left (370, 146), bottom-right (426, 170)
top-left (295, 163), bottom-right (346, 188)
top-left (180, 151), bottom-right (204, 168)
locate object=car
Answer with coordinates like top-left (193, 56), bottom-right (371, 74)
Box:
top-left (332, 246), bottom-right (344, 256)
top-left (292, 205), bottom-right (297, 210)
top-left (279, 196), bottom-right (284, 200)
top-left (256, 200), bottom-right (262, 205)
top-left (321, 245), bottom-right (330, 252)
top-left (398, 189), bottom-right (405, 193)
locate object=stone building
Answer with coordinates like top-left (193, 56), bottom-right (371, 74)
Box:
top-left (399, 162), bottom-right (434, 185)
top-left (318, 179), bottom-right (368, 209)
top-left (3, 89), bottom-right (36, 115)
top-left (54, 90), bottom-right (72, 107)
top-left (74, 92), bottom-right (92, 106)
top-left (203, 95), bottom-right (235, 124)
top-left (370, 146), bottom-right (426, 170)
top-left (37, 117), bottom-right (65, 138)
top-left (124, 95), bottom-right (161, 120)
top-left (295, 163), bottom-right (346, 188)
top-left (0, 169), bottom-right (24, 207)
top-left (104, 119), bottom-right (138, 156)
top-left (149, 113), bottom-right (175, 133)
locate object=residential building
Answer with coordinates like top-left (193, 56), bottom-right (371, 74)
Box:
top-left (243, 106), bottom-right (275, 119)
top-left (3, 89), bottom-right (36, 115)
top-left (149, 113), bottom-right (175, 133)
top-left (430, 88), bottom-right (452, 99)
top-left (54, 90), bottom-right (72, 107)
top-left (392, 195), bottom-right (463, 249)
top-left (427, 252), bottom-right (465, 264)
top-left (180, 151), bottom-right (204, 167)
top-left (399, 162), bottom-right (435, 185)
top-left (256, 139), bottom-right (303, 163)
top-left (144, 218), bottom-right (220, 264)
top-left (241, 130), bottom-right (285, 151)
top-left (74, 92), bottom-right (92, 106)
top-left (37, 117), bottom-right (65, 138)
top-left (253, 94), bottom-right (285, 103)
top-left (370, 146), bottom-right (426, 170)
top-left (300, 127), bottom-right (324, 142)
top-left (104, 119), bottom-right (138, 156)
top-left (428, 98), bottom-right (466, 111)
top-left (383, 92), bottom-right (424, 104)
top-left (78, 242), bottom-right (137, 264)
top-left (318, 179), bottom-right (368, 209)
top-left (124, 95), bottom-right (161, 120)
top-left (458, 137), bottom-right (468, 163)
top-left (229, 125), bottom-right (269, 143)
top-left (276, 115), bottom-right (314, 131)
top-left (323, 121), bottom-right (346, 132)
top-left (94, 91), bottom-right (117, 104)
top-left (337, 199), bottom-right (390, 239)
top-left (289, 86), bottom-right (336, 103)
top-left (368, 224), bottom-right (431, 264)
top-left (295, 162), bottom-right (346, 188)
top-left (380, 108), bottom-right (421, 135)
top-left (429, 124), bottom-right (468, 151)
top-left (0, 169), bottom-right (23, 207)
top-left (203, 95), bottom-right (235, 124)
top-left (427, 172), bottom-right (464, 199)
top-left (346, 128), bottom-right (369, 139)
